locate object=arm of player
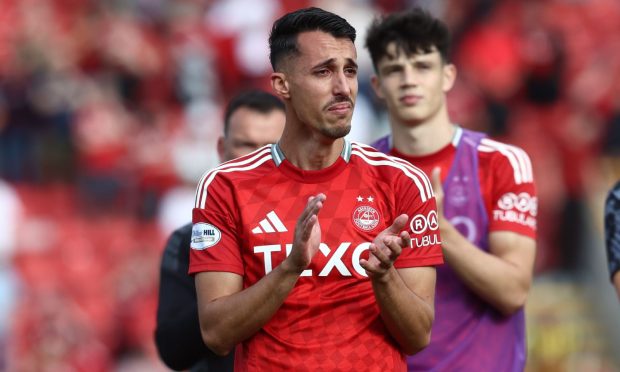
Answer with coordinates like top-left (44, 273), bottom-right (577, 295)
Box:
top-left (613, 272), bottom-right (620, 299)
top-left (195, 194), bottom-right (326, 356)
top-left (360, 214), bottom-right (436, 355)
top-left (431, 168), bottom-right (536, 315)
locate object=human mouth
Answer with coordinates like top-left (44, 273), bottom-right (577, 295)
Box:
top-left (327, 102), bottom-right (352, 115)
top-left (400, 94), bottom-right (422, 105)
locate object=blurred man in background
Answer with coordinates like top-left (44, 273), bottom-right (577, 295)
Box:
top-left (155, 90), bottom-right (285, 372)
top-left (604, 181), bottom-right (620, 299)
top-left (366, 8), bottom-right (537, 371)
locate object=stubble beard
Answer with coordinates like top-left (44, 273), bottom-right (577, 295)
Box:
top-left (319, 123), bottom-right (352, 139)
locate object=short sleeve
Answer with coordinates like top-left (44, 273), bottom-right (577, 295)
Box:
top-left (392, 166), bottom-right (444, 268)
top-left (488, 146), bottom-right (537, 239)
top-left (189, 175), bottom-right (244, 275)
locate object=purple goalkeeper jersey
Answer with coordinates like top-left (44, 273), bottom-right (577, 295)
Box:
top-left (372, 128), bottom-right (526, 371)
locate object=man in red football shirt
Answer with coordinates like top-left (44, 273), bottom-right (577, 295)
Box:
top-left (190, 7), bottom-right (443, 371)
top-left (365, 8), bottom-right (537, 371)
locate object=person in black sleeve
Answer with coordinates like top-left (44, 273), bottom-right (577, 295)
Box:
top-left (604, 180), bottom-right (620, 299)
top-left (155, 90), bottom-right (285, 371)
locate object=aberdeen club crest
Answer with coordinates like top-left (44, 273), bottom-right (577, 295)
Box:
top-left (352, 194), bottom-right (380, 232)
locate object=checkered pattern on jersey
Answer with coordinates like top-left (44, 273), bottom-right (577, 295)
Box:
top-left (192, 146), bottom-right (441, 371)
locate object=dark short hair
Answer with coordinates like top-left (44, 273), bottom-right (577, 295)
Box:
top-left (269, 7), bottom-right (356, 71)
top-left (365, 8), bottom-right (451, 71)
top-left (223, 90), bottom-right (285, 136)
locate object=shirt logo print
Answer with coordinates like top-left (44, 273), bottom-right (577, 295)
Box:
top-left (352, 195), bottom-right (380, 232)
top-left (251, 211), bottom-right (288, 234)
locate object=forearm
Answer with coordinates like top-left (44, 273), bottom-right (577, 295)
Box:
top-left (198, 262), bottom-right (301, 355)
top-left (613, 271), bottom-right (620, 299)
top-left (441, 224), bottom-right (530, 314)
top-left (371, 268), bottom-right (434, 355)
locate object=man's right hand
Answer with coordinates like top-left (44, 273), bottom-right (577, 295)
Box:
top-left (282, 193), bottom-right (326, 274)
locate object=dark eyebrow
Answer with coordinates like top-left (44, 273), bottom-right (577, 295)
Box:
top-left (345, 58), bottom-right (358, 70)
top-left (311, 58), bottom-right (335, 70)
top-left (379, 64), bottom-right (402, 74)
top-left (380, 61), bottom-right (402, 68)
top-left (311, 58), bottom-right (358, 70)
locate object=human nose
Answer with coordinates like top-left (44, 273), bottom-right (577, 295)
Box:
top-left (332, 71), bottom-right (352, 96)
top-left (401, 65), bottom-right (418, 87)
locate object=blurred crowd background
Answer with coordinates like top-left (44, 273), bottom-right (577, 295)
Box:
top-left (1, 0), bottom-right (619, 370)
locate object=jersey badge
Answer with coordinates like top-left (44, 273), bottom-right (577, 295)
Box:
top-left (191, 223), bottom-right (221, 250)
top-left (352, 195), bottom-right (380, 232)
top-left (447, 175), bottom-right (470, 207)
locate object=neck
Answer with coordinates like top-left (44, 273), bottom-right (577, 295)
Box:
top-left (278, 126), bottom-right (344, 170)
top-left (389, 109), bottom-right (455, 156)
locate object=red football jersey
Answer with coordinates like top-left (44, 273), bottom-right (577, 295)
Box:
top-left (190, 141), bottom-right (443, 371)
top-left (390, 135), bottom-right (537, 239)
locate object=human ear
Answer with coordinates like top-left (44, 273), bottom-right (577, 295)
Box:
top-left (217, 136), bottom-right (226, 163)
top-left (271, 72), bottom-right (290, 99)
top-left (442, 64), bottom-right (457, 92)
top-left (370, 74), bottom-right (385, 100)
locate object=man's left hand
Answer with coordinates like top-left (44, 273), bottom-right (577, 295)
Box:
top-left (360, 214), bottom-right (411, 281)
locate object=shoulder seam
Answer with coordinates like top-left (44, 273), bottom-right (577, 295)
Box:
top-left (478, 138), bottom-right (533, 185)
top-left (195, 149), bottom-right (273, 209)
top-left (351, 143), bottom-right (434, 202)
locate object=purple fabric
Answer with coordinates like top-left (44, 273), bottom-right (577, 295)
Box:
top-left (371, 130), bottom-right (526, 371)
top-left (371, 135), bottom-right (391, 154)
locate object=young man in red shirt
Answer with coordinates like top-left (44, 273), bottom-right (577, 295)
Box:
top-left (366, 8), bottom-right (537, 371)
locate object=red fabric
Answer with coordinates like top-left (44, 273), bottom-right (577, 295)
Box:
top-left (390, 134), bottom-right (537, 240)
top-left (190, 143), bottom-right (443, 371)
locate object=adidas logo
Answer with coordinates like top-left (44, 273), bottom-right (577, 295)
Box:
top-left (251, 211), bottom-right (288, 234)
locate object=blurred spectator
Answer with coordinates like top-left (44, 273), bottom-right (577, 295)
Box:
top-left (72, 83), bottom-right (136, 215)
top-left (13, 289), bottom-right (111, 372)
top-left (0, 180), bottom-right (22, 370)
top-left (158, 100), bottom-right (222, 235)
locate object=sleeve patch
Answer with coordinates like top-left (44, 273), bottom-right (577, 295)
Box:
top-left (191, 223), bottom-right (222, 250)
top-left (493, 192), bottom-right (537, 229)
